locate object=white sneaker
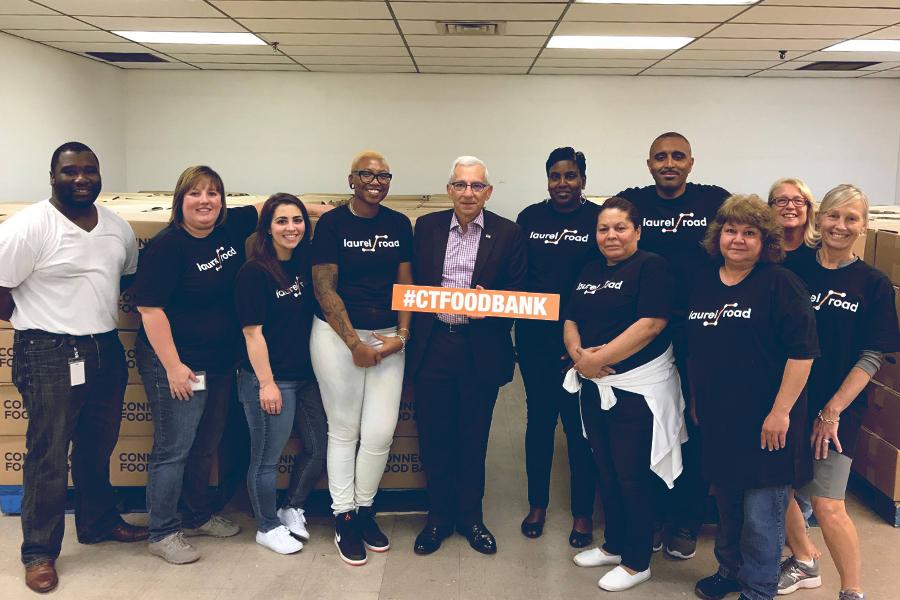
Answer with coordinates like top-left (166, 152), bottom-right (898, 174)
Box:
top-left (277, 507), bottom-right (310, 541)
top-left (183, 514), bottom-right (240, 538)
top-left (598, 565), bottom-right (651, 592)
top-left (256, 526), bottom-right (303, 555)
top-left (573, 547), bottom-right (622, 567)
top-left (148, 532), bottom-right (200, 564)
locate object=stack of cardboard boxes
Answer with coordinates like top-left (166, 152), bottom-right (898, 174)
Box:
top-left (0, 192), bottom-right (454, 495)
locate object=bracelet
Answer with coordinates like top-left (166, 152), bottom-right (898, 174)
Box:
top-left (817, 410), bottom-right (839, 424)
top-left (397, 333), bottom-right (408, 353)
top-left (398, 327), bottom-right (411, 335)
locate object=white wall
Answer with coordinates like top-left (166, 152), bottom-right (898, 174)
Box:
top-left (0, 33), bottom-right (126, 202)
top-left (124, 70), bottom-right (900, 218)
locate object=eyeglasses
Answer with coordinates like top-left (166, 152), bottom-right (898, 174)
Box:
top-left (353, 170), bottom-right (393, 184)
top-left (772, 196), bottom-right (807, 208)
top-left (449, 181), bottom-right (490, 193)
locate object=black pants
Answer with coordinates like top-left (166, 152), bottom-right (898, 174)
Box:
top-left (581, 382), bottom-right (655, 572)
top-left (414, 327), bottom-right (500, 527)
top-left (654, 328), bottom-right (707, 534)
top-left (516, 320), bottom-right (595, 518)
top-left (13, 330), bottom-right (128, 565)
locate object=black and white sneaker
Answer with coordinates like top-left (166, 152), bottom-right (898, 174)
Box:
top-left (334, 511), bottom-right (367, 566)
top-left (357, 506), bottom-right (390, 552)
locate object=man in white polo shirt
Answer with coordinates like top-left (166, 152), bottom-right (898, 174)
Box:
top-left (0, 142), bottom-right (148, 594)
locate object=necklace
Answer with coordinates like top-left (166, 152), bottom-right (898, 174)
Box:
top-left (348, 199), bottom-right (360, 217)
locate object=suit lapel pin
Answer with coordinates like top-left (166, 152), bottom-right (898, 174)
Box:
top-left (485, 234), bottom-right (492, 239)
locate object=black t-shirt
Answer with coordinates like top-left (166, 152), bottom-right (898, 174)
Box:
top-left (563, 250), bottom-right (673, 373)
top-left (311, 204), bottom-right (413, 330)
top-left (788, 254), bottom-right (900, 457)
top-left (234, 257), bottom-right (315, 381)
top-left (783, 243), bottom-right (816, 272)
top-left (686, 263), bottom-right (819, 489)
top-left (616, 183), bottom-right (730, 317)
top-left (516, 199), bottom-right (601, 299)
top-left (134, 205), bottom-right (258, 372)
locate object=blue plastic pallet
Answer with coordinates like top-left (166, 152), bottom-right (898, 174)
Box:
top-left (0, 485), bottom-right (23, 515)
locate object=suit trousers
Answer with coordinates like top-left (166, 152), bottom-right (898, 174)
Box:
top-left (414, 326), bottom-right (500, 527)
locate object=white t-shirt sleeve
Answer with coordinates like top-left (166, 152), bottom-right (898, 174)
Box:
top-left (122, 223), bottom-right (139, 276)
top-left (0, 214), bottom-right (38, 288)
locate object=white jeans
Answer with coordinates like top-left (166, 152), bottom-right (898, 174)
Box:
top-left (310, 316), bottom-right (404, 514)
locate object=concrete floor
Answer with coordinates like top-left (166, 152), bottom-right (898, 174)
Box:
top-left (1, 372), bottom-right (897, 599)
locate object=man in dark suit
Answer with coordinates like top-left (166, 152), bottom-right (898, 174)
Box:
top-left (408, 156), bottom-right (527, 556)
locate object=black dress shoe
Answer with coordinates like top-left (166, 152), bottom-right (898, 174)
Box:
top-left (520, 516), bottom-right (544, 539)
top-left (456, 522), bottom-right (497, 555)
top-left (568, 527), bottom-right (593, 548)
top-left (414, 523), bottom-right (452, 555)
top-left (80, 520), bottom-right (150, 544)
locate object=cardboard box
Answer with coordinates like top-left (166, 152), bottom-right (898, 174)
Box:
top-left (874, 352), bottom-right (900, 394)
top-left (852, 426), bottom-right (900, 500)
top-left (0, 435), bottom-right (72, 486)
top-left (0, 385), bottom-right (26, 435)
top-left (119, 330), bottom-right (141, 384)
top-left (863, 383), bottom-right (900, 449)
top-left (875, 229), bottom-right (900, 286)
top-left (109, 436), bottom-right (219, 487)
top-left (0, 329), bottom-right (13, 384)
top-left (118, 289), bottom-right (141, 331)
top-left (395, 383), bottom-right (418, 437)
top-left (853, 228), bottom-right (877, 265)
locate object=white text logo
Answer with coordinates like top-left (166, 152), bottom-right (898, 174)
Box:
top-left (644, 214), bottom-right (707, 234)
top-left (811, 290), bottom-right (858, 313)
top-left (344, 235), bottom-right (400, 252)
top-left (689, 302), bottom-right (752, 326)
top-left (530, 229), bottom-right (590, 244)
top-left (196, 246), bottom-right (237, 272)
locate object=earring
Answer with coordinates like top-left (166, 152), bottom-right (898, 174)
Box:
top-left (349, 182), bottom-right (355, 189)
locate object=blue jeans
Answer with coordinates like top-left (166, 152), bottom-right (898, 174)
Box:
top-left (13, 330), bottom-right (128, 565)
top-left (238, 369), bottom-right (327, 533)
top-left (136, 337), bottom-right (233, 542)
top-left (713, 484), bottom-right (790, 600)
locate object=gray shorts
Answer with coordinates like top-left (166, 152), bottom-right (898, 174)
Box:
top-left (798, 451), bottom-right (853, 501)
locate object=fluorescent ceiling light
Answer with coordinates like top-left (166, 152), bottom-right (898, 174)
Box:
top-left (113, 31), bottom-right (266, 45)
top-left (548, 36), bottom-right (693, 50)
top-left (577, 0), bottom-right (759, 4)
top-left (824, 39), bottom-right (900, 53)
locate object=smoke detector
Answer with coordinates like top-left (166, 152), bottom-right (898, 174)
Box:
top-left (437, 21), bottom-right (505, 35)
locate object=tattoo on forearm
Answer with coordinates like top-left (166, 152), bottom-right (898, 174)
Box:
top-left (312, 264), bottom-right (359, 348)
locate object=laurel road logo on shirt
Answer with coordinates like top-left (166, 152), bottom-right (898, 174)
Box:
top-left (275, 276), bottom-right (304, 299)
top-left (529, 229), bottom-right (590, 245)
top-left (811, 290), bottom-right (858, 313)
top-left (644, 213), bottom-right (707, 234)
top-left (689, 302), bottom-right (752, 327)
top-left (575, 280), bottom-right (623, 295)
top-left (343, 234), bottom-right (400, 253)
top-left (196, 246), bottom-right (238, 272)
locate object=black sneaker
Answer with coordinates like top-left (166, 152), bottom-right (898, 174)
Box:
top-left (695, 572), bottom-right (741, 600)
top-left (357, 506), bottom-right (390, 552)
top-left (666, 527), bottom-right (698, 559)
top-left (334, 511), bottom-right (367, 566)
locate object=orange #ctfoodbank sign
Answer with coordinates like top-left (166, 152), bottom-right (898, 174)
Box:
top-left (391, 285), bottom-right (559, 321)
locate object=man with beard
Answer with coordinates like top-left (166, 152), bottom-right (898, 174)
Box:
top-left (0, 142), bottom-right (147, 594)
top-left (615, 132), bottom-right (730, 562)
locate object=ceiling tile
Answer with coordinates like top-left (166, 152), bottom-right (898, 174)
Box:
top-left (419, 65), bottom-right (529, 74)
top-left (752, 70), bottom-right (865, 78)
top-left (413, 46), bottom-right (538, 57)
top-left (398, 20), bottom-right (554, 36)
top-left (860, 61), bottom-right (900, 70)
top-left (862, 25), bottom-right (900, 38)
top-left (142, 42), bottom-right (278, 54)
top-left (280, 45), bottom-right (409, 56)
top-left (259, 33), bottom-right (404, 46)
top-left (798, 50), bottom-right (900, 62)
top-left (212, 1), bottom-right (390, 20)
top-left (191, 62), bottom-right (307, 71)
top-left (391, 3), bottom-right (565, 21)
top-left (288, 55), bottom-right (413, 66)
top-left (238, 19), bottom-right (397, 34)
top-left (79, 16), bottom-right (244, 32)
top-left (669, 49), bottom-right (806, 61)
top-left (405, 34), bottom-right (546, 47)
top-left (0, 1), bottom-right (56, 15)
top-left (688, 38), bottom-right (841, 51)
top-left (305, 64), bottom-right (416, 73)
top-left (566, 4), bottom-right (744, 23)
top-left (415, 56), bottom-right (533, 66)
top-left (643, 68), bottom-right (756, 77)
top-left (119, 62), bottom-right (198, 69)
top-left (534, 57), bottom-right (655, 68)
top-left (44, 40), bottom-right (153, 52)
top-left (171, 53), bottom-right (293, 64)
top-left (732, 6), bottom-right (900, 26)
top-left (39, 0), bottom-right (221, 18)
top-left (555, 22), bottom-right (716, 37)
top-left (762, 1), bottom-right (900, 7)
top-left (861, 69), bottom-right (900, 78)
top-left (541, 48), bottom-right (668, 59)
top-left (0, 15), bottom-right (92, 29)
top-left (530, 66), bottom-right (642, 75)
top-left (710, 24), bottom-right (883, 39)
top-left (6, 29), bottom-right (124, 42)
top-left (656, 59), bottom-right (779, 70)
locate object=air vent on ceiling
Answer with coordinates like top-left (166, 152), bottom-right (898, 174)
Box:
top-left (85, 52), bottom-right (168, 63)
top-left (436, 21), bottom-right (505, 35)
top-left (797, 61), bottom-right (878, 71)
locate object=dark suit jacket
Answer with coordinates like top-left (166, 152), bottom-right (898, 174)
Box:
top-left (407, 209), bottom-right (527, 387)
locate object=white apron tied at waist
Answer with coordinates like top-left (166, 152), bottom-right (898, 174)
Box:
top-left (563, 344), bottom-right (688, 489)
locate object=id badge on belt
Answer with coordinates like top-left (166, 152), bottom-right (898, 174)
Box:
top-left (68, 345), bottom-right (85, 387)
